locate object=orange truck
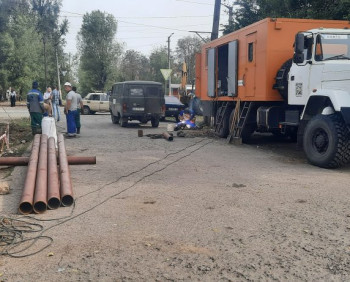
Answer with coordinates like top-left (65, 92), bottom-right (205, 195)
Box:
top-left (195, 18), bottom-right (350, 168)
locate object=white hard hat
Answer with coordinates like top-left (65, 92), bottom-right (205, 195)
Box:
top-left (64, 82), bottom-right (72, 87)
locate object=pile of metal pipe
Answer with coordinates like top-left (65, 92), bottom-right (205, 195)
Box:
top-left (0, 156), bottom-right (96, 166)
top-left (17, 133), bottom-right (94, 214)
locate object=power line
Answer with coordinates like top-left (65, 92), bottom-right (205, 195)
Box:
top-left (175, 0), bottom-right (213, 5)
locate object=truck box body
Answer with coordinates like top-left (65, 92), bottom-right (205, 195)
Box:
top-left (196, 18), bottom-right (350, 104)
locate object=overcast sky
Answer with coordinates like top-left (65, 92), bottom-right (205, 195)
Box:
top-left (61, 0), bottom-right (228, 56)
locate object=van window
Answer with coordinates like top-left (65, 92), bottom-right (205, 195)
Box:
top-left (129, 87), bottom-right (144, 96)
top-left (146, 86), bottom-right (161, 96)
top-left (248, 42), bottom-right (254, 62)
top-left (89, 94), bottom-right (100, 101)
top-left (101, 95), bottom-right (108, 101)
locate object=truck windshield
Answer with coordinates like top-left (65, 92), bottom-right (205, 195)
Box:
top-left (315, 34), bottom-right (350, 61)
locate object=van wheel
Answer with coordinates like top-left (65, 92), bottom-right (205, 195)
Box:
top-left (111, 113), bottom-right (119, 124)
top-left (151, 117), bottom-right (160, 128)
top-left (83, 106), bottom-right (90, 115)
top-left (120, 117), bottom-right (128, 127)
top-left (303, 114), bottom-right (350, 168)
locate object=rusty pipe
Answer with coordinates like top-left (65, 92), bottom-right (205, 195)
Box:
top-left (47, 137), bottom-right (60, 209)
top-left (18, 134), bottom-right (41, 215)
top-left (33, 134), bottom-right (48, 214)
top-left (162, 132), bottom-right (173, 141)
top-left (0, 156), bottom-right (96, 166)
top-left (58, 134), bottom-right (74, 207)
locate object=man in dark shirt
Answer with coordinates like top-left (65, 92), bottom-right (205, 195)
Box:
top-left (27, 81), bottom-right (44, 135)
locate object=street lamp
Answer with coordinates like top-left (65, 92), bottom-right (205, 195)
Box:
top-left (167, 33), bottom-right (174, 96)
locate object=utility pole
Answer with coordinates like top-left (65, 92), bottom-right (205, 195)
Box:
top-left (211, 0), bottom-right (222, 41)
top-left (167, 33), bottom-right (174, 96)
top-left (222, 3), bottom-right (233, 27)
top-left (55, 49), bottom-right (61, 98)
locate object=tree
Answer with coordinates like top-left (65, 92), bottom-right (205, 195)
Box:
top-left (175, 36), bottom-right (202, 84)
top-left (77, 10), bottom-right (122, 94)
top-left (222, 0), bottom-right (350, 35)
top-left (31, 0), bottom-right (64, 86)
top-left (149, 46), bottom-right (168, 83)
top-left (119, 50), bottom-right (150, 81)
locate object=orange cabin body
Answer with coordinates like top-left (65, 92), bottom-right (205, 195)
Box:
top-left (195, 18), bottom-right (350, 103)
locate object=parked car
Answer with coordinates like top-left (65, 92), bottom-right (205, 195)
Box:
top-left (109, 81), bottom-right (165, 127)
top-left (163, 95), bottom-right (185, 122)
top-left (82, 93), bottom-right (109, 115)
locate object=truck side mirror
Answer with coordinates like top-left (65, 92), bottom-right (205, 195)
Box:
top-left (293, 33), bottom-right (305, 64)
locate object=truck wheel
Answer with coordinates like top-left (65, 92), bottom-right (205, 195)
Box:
top-left (120, 117), bottom-right (128, 127)
top-left (151, 117), bottom-right (160, 128)
top-left (111, 113), bottom-right (119, 124)
top-left (275, 59), bottom-right (293, 102)
top-left (216, 106), bottom-right (231, 138)
top-left (83, 106), bottom-right (90, 115)
top-left (303, 114), bottom-right (350, 168)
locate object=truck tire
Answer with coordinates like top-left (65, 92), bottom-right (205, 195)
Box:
top-left (111, 112), bottom-right (119, 124)
top-left (215, 106), bottom-right (231, 138)
top-left (275, 59), bottom-right (293, 102)
top-left (83, 106), bottom-right (90, 115)
top-left (151, 117), bottom-right (160, 128)
top-left (120, 117), bottom-right (128, 127)
top-left (303, 114), bottom-right (350, 168)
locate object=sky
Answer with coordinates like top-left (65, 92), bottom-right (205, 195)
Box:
top-left (60, 0), bottom-right (229, 56)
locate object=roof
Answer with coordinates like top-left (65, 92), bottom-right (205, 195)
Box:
top-left (113, 81), bottom-right (162, 86)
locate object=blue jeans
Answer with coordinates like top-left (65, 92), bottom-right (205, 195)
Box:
top-left (52, 102), bottom-right (60, 121)
top-left (66, 110), bottom-right (77, 135)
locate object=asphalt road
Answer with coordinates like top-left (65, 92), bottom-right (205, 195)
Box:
top-left (1, 112), bottom-right (350, 281)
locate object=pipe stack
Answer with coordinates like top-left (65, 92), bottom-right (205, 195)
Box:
top-left (18, 134), bottom-right (92, 214)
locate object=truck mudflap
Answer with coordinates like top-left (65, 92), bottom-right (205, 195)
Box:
top-left (341, 107), bottom-right (350, 125)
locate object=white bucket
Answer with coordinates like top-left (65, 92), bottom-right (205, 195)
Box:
top-left (41, 117), bottom-right (57, 147)
top-left (167, 123), bottom-right (175, 132)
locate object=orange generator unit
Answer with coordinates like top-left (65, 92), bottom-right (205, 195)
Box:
top-left (195, 18), bottom-right (350, 168)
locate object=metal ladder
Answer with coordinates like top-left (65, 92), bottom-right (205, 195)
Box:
top-left (227, 101), bottom-right (253, 143)
top-left (214, 102), bottom-right (229, 134)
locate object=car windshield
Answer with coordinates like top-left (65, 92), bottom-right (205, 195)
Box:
top-left (315, 33), bottom-right (350, 61)
top-left (165, 96), bottom-right (183, 105)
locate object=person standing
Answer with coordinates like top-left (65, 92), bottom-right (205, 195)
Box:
top-left (27, 81), bottom-right (45, 135)
top-left (72, 86), bottom-right (83, 134)
top-left (64, 82), bottom-right (78, 137)
top-left (10, 88), bottom-right (16, 107)
top-left (43, 87), bottom-right (53, 116)
top-left (51, 85), bottom-right (61, 122)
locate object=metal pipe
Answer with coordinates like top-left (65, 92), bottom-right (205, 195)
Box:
top-left (33, 134), bottom-right (48, 214)
top-left (0, 156), bottom-right (96, 166)
top-left (163, 132), bottom-right (173, 141)
top-left (58, 134), bottom-right (74, 207)
top-left (47, 137), bottom-right (60, 210)
top-left (18, 135), bottom-right (41, 215)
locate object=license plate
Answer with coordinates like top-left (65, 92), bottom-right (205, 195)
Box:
top-left (132, 107), bottom-right (144, 111)
top-left (168, 107), bottom-right (178, 111)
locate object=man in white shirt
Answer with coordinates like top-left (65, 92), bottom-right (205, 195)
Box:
top-left (43, 87), bottom-right (52, 116)
top-left (64, 82), bottom-right (78, 137)
top-left (10, 88), bottom-right (16, 107)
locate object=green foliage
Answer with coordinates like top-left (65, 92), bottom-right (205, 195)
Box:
top-left (175, 36), bottom-right (202, 84)
top-left (222, 0), bottom-right (350, 35)
top-left (77, 10), bottom-right (122, 94)
top-left (0, 0), bottom-right (69, 98)
top-left (118, 49), bottom-right (150, 81)
top-left (149, 47), bottom-right (168, 83)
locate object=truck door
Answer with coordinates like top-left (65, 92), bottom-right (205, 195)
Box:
top-left (99, 94), bottom-right (109, 112)
top-left (127, 85), bottom-right (145, 113)
top-left (245, 32), bottom-right (257, 97)
top-left (228, 40), bottom-right (238, 97)
top-left (207, 48), bottom-right (216, 97)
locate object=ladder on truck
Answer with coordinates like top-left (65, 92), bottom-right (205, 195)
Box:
top-left (214, 101), bottom-right (229, 135)
top-left (227, 101), bottom-right (253, 144)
